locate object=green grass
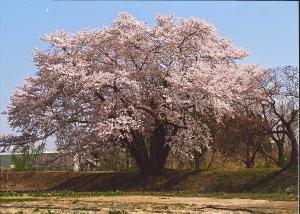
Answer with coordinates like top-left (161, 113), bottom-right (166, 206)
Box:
top-left (71, 199), bottom-right (79, 204)
top-left (41, 190), bottom-right (125, 197)
top-left (108, 210), bottom-right (128, 214)
top-left (0, 190), bottom-right (125, 198)
top-left (0, 190), bottom-right (297, 201)
top-left (0, 191), bottom-right (22, 197)
top-left (197, 192), bottom-right (298, 201)
top-left (0, 198), bottom-right (38, 203)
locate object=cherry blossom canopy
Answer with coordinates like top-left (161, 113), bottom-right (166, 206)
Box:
top-left (1, 13), bottom-right (264, 174)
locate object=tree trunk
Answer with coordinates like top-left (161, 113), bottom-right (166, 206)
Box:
top-left (286, 138), bottom-right (298, 168)
top-left (194, 151), bottom-right (201, 170)
top-left (149, 124), bottom-right (169, 175)
top-left (207, 147), bottom-right (216, 169)
top-left (128, 125), bottom-right (170, 176)
top-left (125, 152), bottom-right (131, 169)
top-left (245, 160), bottom-right (254, 168)
top-left (194, 148), bottom-right (207, 170)
top-left (277, 142), bottom-right (285, 167)
top-left (245, 140), bottom-right (253, 168)
top-left (244, 150), bottom-right (255, 168)
top-left (127, 131), bottom-right (151, 176)
top-left (285, 125), bottom-right (298, 169)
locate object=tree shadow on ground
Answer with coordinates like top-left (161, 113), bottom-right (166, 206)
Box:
top-left (2, 167), bottom-right (296, 193)
top-left (52, 172), bottom-right (148, 191)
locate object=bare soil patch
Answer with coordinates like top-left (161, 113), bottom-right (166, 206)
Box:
top-left (0, 195), bottom-right (298, 213)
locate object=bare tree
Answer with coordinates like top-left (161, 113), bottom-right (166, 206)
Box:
top-left (216, 102), bottom-right (268, 168)
top-left (259, 66), bottom-right (299, 168)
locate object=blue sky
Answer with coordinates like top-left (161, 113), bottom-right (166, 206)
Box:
top-left (0, 1), bottom-right (298, 150)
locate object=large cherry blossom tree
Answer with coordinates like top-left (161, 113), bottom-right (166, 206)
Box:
top-left (0, 13), bottom-right (264, 175)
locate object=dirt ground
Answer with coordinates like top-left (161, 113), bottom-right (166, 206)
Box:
top-left (0, 195), bottom-right (298, 214)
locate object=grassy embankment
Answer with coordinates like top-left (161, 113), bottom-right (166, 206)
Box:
top-left (0, 167), bottom-right (298, 201)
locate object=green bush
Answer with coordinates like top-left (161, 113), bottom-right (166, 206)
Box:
top-left (11, 154), bottom-right (29, 172)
